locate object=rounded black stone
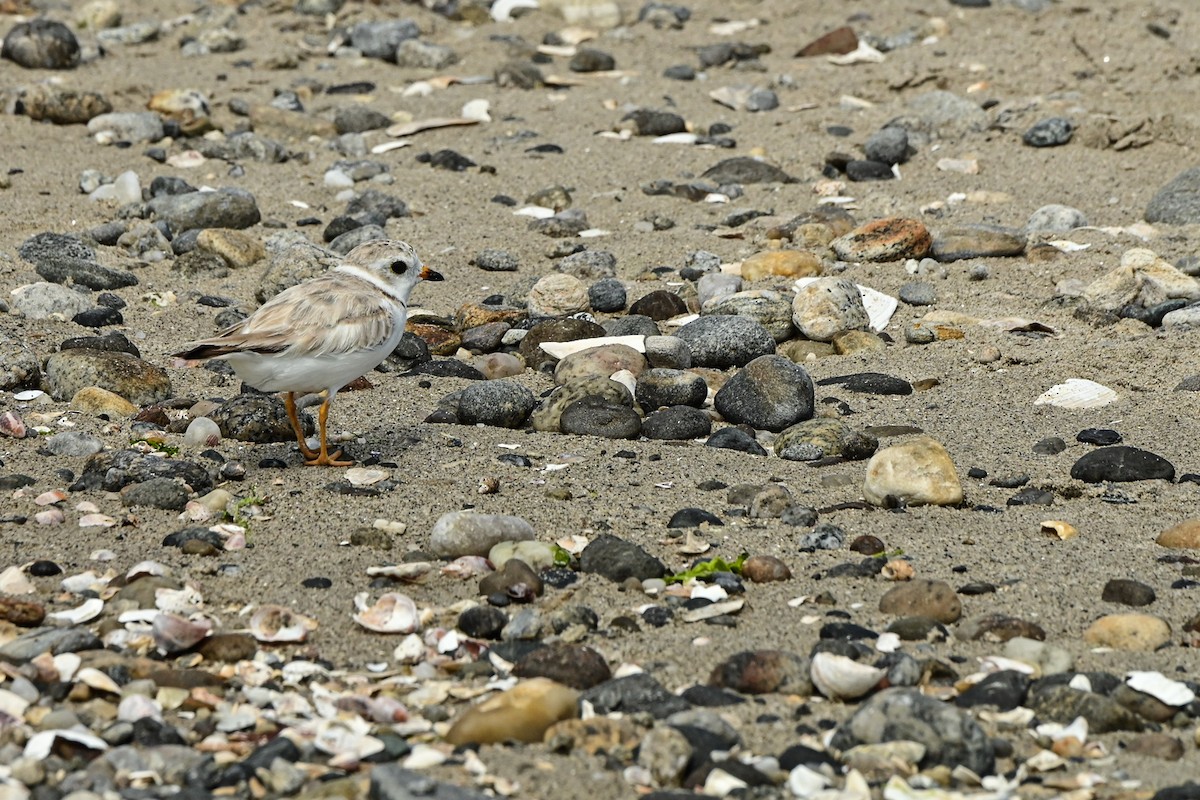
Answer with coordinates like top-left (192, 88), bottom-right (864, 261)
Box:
top-left (301, 577), bottom-right (332, 589)
top-left (1070, 446), bottom-right (1175, 483)
top-left (1077, 428), bottom-right (1122, 446)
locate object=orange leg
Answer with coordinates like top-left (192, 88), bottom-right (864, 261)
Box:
top-left (305, 395), bottom-right (354, 467)
top-left (284, 392), bottom-right (319, 460)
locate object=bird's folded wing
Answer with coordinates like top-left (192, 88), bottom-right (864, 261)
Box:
top-left (174, 275), bottom-right (396, 360)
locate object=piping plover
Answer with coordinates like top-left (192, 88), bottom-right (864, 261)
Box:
top-left (173, 239), bottom-right (443, 466)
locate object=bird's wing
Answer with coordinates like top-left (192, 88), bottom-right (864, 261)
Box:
top-left (173, 272), bottom-right (399, 360)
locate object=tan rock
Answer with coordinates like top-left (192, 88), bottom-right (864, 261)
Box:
top-left (791, 277), bottom-right (870, 342)
top-left (1083, 613), bottom-right (1171, 651)
top-left (832, 330), bottom-right (886, 354)
top-left (879, 579), bottom-right (962, 623)
top-left (1082, 248), bottom-right (1200, 312)
top-left (70, 386), bottom-right (137, 417)
top-left (740, 250), bottom-right (822, 281)
top-left (554, 344), bottom-right (646, 385)
top-left (1157, 519), bottom-right (1200, 549)
top-left (248, 104), bottom-right (337, 140)
top-left (863, 437), bottom-right (963, 507)
top-left (528, 273), bottom-right (589, 318)
top-left (196, 229), bottom-right (265, 269)
top-left (445, 678), bottom-right (579, 745)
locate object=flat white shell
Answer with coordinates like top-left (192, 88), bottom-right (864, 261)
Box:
top-left (653, 132), bottom-right (698, 145)
top-left (793, 277), bottom-right (898, 332)
top-left (24, 728), bottom-right (108, 759)
top-left (352, 592), bottom-right (420, 634)
top-left (538, 335), bottom-right (646, 359)
top-left (48, 597), bottom-right (104, 624)
top-left (1127, 671), bottom-right (1196, 706)
top-left (1033, 378), bottom-right (1118, 409)
top-left (491, 0), bottom-right (539, 22)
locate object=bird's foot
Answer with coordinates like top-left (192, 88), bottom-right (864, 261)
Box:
top-left (303, 449), bottom-right (354, 467)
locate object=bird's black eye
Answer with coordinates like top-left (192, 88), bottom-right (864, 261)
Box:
top-left (390, 260), bottom-right (409, 275)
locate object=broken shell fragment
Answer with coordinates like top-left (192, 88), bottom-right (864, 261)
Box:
top-left (48, 597), bottom-right (105, 625)
top-left (881, 559), bottom-right (914, 581)
top-left (249, 605), bottom-right (318, 643)
top-left (0, 410), bottom-right (27, 438)
top-left (151, 613), bottom-right (213, 655)
top-left (1041, 520), bottom-right (1078, 540)
top-left (441, 556), bottom-right (493, 579)
top-left (810, 652), bottom-right (886, 701)
top-left (352, 592), bottom-right (420, 634)
top-left (1033, 379), bottom-right (1117, 409)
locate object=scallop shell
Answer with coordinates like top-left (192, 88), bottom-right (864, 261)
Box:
top-left (352, 592), bottom-right (420, 634)
top-left (810, 652), bottom-right (886, 701)
top-left (249, 605), bottom-right (318, 643)
top-left (1033, 379), bottom-right (1117, 409)
top-left (1126, 671), bottom-right (1196, 706)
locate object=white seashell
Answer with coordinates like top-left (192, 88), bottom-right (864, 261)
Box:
top-left (314, 725), bottom-right (384, 762)
top-left (827, 41), bottom-right (886, 65)
top-left (514, 205), bottom-right (556, 219)
top-left (538, 335), bottom-right (646, 360)
top-left (1048, 240), bottom-right (1090, 252)
top-left (0, 565), bottom-right (37, 594)
top-left (117, 693), bottom-right (163, 722)
top-left (440, 556), bottom-right (493, 579)
top-left (155, 585), bottom-right (204, 614)
top-left (703, 768), bottom-right (748, 796)
top-left (679, 598), bottom-right (743, 623)
top-left (437, 629), bottom-right (461, 654)
top-left (14, 389), bottom-right (44, 401)
top-left (402, 743), bottom-right (448, 769)
top-left (690, 584), bottom-right (727, 602)
top-left (810, 652), bottom-right (886, 701)
top-left (79, 513), bottom-right (118, 528)
top-left (52, 652), bottom-right (81, 681)
top-left (24, 728), bottom-right (108, 760)
top-left (77, 667), bottom-right (121, 694)
top-left (151, 613), bottom-right (213, 654)
top-left (491, 0), bottom-right (539, 22)
top-left (353, 592), bottom-right (420, 633)
top-left (787, 764), bottom-right (830, 797)
top-left (35, 509), bottom-right (65, 528)
top-left (345, 467), bottom-right (389, 486)
top-left (249, 605), bottom-right (318, 643)
top-left (183, 417), bottom-right (221, 447)
top-left (61, 570), bottom-right (105, 593)
top-left (875, 632), bottom-right (901, 653)
top-left (609, 368), bottom-right (637, 397)
top-left (1068, 674), bottom-right (1093, 692)
top-left (35, 489), bottom-right (68, 505)
top-left (370, 139), bottom-right (413, 154)
top-left (578, 228), bottom-right (610, 238)
top-left (1127, 671), bottom-right (1196, 706)
top-left (393, 632), bottom-right (426, 664)
top-left (793, 277), bottom-right (897, 332)
top-left (461, 99), bottom-right (491, 122)
top-left (709, 85), bottom-right (756, 111)
top-left (0, 410), bottom-right (27, 438)
top-left (708, 18), bottom-right (759, 36)
top-left (126, 561), bottom-right (170, 581)
top-left (652, 132), bottom-right (698, 145)
top-left (0, 687), bottom-right (31, 719)
top-left (556, 534), bottom-right (589, 554)
top-left (1024, 749), bottom-right (1066, 773)
top-left (704, 193), bottom-right (730, 204)
top-left (165, 150), bottom-right (205, 168)
top-left (936, 157), bottom-right (979, 174)
top-left (1033, 378), bottom-right (1117, 409)
top-left (48, 597), bottom-right (104, 624)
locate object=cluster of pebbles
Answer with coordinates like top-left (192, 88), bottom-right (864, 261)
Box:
top-left (4, 0), bottom-right (1200, 799)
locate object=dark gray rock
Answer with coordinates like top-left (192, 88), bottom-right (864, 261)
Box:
top-left (560, 398), bottom-right (642, 439)
top-left (1026, 204), bottom-right (1088, 235)
top-left (2, 19), bottom-right (80, 69)
top-left (579, 534), bottom-right (666, 582)
top-left (32, 257), bottom-right (137, 291)
top-left (845, 159), bottom-right (894, 181)
top-left (588, 277), bottom-right (626, 312)
top-left (830, 688), bottom-right (995, 776)
top-left (864, 126), bottom-right (909, 165)
top-left (817, 372), bottom-right (913, 396)
top-left (44, 430), bottom-right (104, 457)
top-left (714, 355), bottom-right (814, 432)
top-left (700, 157), bottom-right (795, 185)
top-left (1101, 579), bottom-right (1156, 607)
top-left (581, 673), bottom-right (690, 718)
top-left (898, 282), bottom-right (936, 306)
top-left (457, 380), bottom-right (535, 428)
top-left (121, 478), bottom-right (190, 511)
top-left (1027, 683), bottom-right (1144, 733)
top-left (641, 405), bottom-right (711, 440)
top-left (1070, 446), bottom-right (1175, 483)
top-left (0, 627), bottom-right (101, 663)
top-left (349, 19), bottom-right (419, 61)
top-left (19, 232), bottom-right (94, 264)
top-left (0, 340), bottom-right (41, 390)
top-left (570, 48), bottom-right (615, 72)
top-left (1146, 167), bottom-right (1200, 225)
top-left (333, 106), bottom-right (391, 134)
top-left (328, 224), bottom-right (386, 255)
top-left (73, 450), bottom-right (213, 493)
top-left (557, 248), bottom-right (616, 279)
top-left (394, 39), bottom-right (458, 70)
top-left (705, 427), bottom-right (767, 456)
top-left (371, 765), bottom-right (491, 800)
top-left (474, 249), bottom-right (520, 272)
top-left (346, 189), bottom-right (410, 220)
top-left (210, 394), bottom-right (310, 444)
top-left (530, 209), bottom-right (589, 238)
top-left (603, 314), bottom-right (660, 338)
top-left (636, 368), bottom-right (708, 410)
top-left (675, 316), bottom-right (775, 368)
top-left (622, 109), bottom-right (686, 136)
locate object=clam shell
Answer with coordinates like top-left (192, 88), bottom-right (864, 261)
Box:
top-left (249, 605), bottom-right (318, 643)
top-left (1126, 671), bottom-right (1196, 706)
top-left (440, 556), bottom-right (493, 579)
top-left (24, 729), bottom-right (108, 760)
top-left (1033, 378), bottom-right (1117, 409)
top-left (810, 652), bottom-right (886, 700)
top-left (35, 508), bottom-right (65, 526)
top-left (152, 613), bottom-right (213, 654)
top-left (48, 597), bottom-right (104, 625)
top-left (353, 592), bottom-right (420, 634)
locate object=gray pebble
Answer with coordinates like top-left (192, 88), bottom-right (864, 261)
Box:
top-left (334, 106), bottom-right (391, 134)
top-left (328, 224), bottom-right (387, 255)
top-left (44, 431), bottom-right (104, 457)
top-left (636, 368), bottom-right (708, 410)
top-left (530, 209), bottom-right (589, 238)
top-left (560, 398), bottom-right (642, 439)
top-left (211, 394), bottom-right (309, 443)
top-left (696, 273), bottom-right (741, 306)
top-left (622, 108), bottom-right (686, 136)
top-left (745, 89), bottom-right (779, 112)
top-left (148, 187), bottom-right (261, 233)
top-left (864, 126), bottom-right (909, 165)
top-left (349, 19), bottom-right (419, 61)
top-left (43, 349), bottom-right (171, 405)
top-left (603, 314), bottom-right (660, 338)
top-left (2, 19), bottom-right (80, 69)
top-left (394, 39), bottom-right (458, 70)
top-left (475, 249), bottom-right (520, 272)
top-left (675, 316), bottom-right (775, 368)
top-left (1022, 117), bottom-right (1074, 147)
top-left (799, 523), bottom-right (846, 550)
top-left (457, 380), bottom-right (535, 428)
top-left (0, 341), bottom-right (41, 391)
top-left (642, 406), bottom-right (711, 440)
top-left (121, 478), bottom-right (190, 510)
top-left (1025, 203), bottom-right (1088, 235)
top-left (10, 282), bottom-right (92, 320)
top-left (570, 48), bottom-right (615, 72)
top-left (86, 111), bottom-right (164, 143)
top-left (967, 264), bottom-right (990, 281)
top-left (588, 277), bottom-right (626, 312)
top-left (643, 335), bottom-right (692, 369)
top-left (663, 64), bottom-right (695, 81)
top-left (429, 510), bottom-right (535, 558)
top-left (557, 249), bottom-right (616, 279)
top-left (1145, 166), bottom-right (1200, 226)
top-left (898, 282), bottom-right (937, 306)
